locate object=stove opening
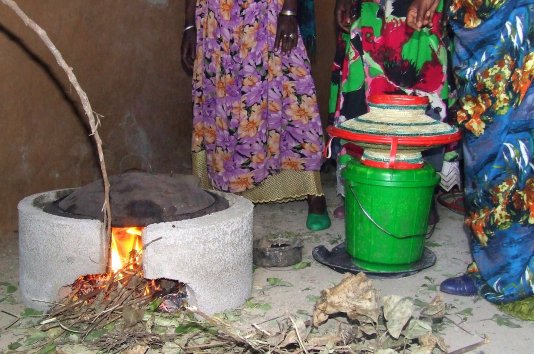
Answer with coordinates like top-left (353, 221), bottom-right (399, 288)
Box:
top-left (110, 226), bottom-right (143, 272)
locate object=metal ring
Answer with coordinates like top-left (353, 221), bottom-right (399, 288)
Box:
top-left (288, 33), bottom-right (295, 39)
top-left (283, 34), bottom-right (289, 38)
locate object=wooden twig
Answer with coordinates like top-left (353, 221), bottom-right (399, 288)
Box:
top-left (1, 309), bottom-right (18, 318)
top-left (288, 314), bottom-right (309, 354)
top-left (56, 319), bottom-right (84, 334)
top-left (142, 237), bottom-right (162, 250)
top-left (2, 310), bottom-right (20, 330)
top-left (1, 0), bottom-right (112, 240)
top-left (254, 314), bottom-right (285, 325)
top-left (28, 328), bottom-right (66, 351)
top-left (444, 315), bottom-right (475, 336)
top-left (251, 323), bottom-right (273, 337)
top-left (448, 336), bottom-right (490, 354)
top-left (183, 341), bottom-right (228, 350)
top-left (97, 331), bottom-right (164, 353)
top-left (30, 299), bottom-right (65, 307)
top-left (40, 262), bottom-right (156, 342)
top-left (186, 307), bottom-right (264, 351)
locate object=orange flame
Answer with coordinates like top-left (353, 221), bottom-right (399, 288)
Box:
top-left (144, 279), bottom-right (160, 296)
top-left (110, 227), bottom-right (143, 272)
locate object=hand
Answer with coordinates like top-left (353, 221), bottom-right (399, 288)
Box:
top-left (407, 0), bottom-right (440, 31)
top-left (335, 0), bottom-right (354, 33)
top-left (274, 14), bottom-right (299, 54)
top-left (181, 29), bottom-right (196, 75)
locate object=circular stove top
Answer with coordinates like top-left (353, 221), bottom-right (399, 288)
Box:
top-left (45, 172), bottom-right (229, 226)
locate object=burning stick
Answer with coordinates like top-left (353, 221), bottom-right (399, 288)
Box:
top-left (41, 252), bottom-right (152, 334)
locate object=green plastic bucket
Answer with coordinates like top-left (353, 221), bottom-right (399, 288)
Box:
top-left (342, 159), bottom-right (440, 272)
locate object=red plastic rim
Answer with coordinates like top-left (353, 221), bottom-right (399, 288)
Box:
top-left (368, 94), bottom-right (429, 106)
top-left (327, 126), bottom-right (462, 147)
top-left (362, 159), bottom-right (424, 170)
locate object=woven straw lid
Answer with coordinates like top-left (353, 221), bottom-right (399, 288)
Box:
top-left (328, 95), bottom-right (461, 169)
top-left (339, 95), bottom-right (457, 137)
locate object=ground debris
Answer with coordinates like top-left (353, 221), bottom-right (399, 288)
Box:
top-left (313, 273), bottom-right (380, 327)
top-left (311, 273), bottom-right (449, 353)
top-left (56, 344), bottom-right (96, 354)
top-left (25, 271), bottom-right (457, 353)
top-left (419, 294), bottom-right (446, 323)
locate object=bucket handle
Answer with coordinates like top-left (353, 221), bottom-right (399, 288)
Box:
top-left (323, 137), bottom-right (334, 159)
top-left (348, 185), bottom-right (435, 239)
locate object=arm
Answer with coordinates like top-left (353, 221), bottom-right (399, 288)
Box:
top-left (274, 0), bottom-right (299, 54)
top-left (181, 0), bottom-right (196, 75)
top-left (406, 0), bottom-right (440, 31)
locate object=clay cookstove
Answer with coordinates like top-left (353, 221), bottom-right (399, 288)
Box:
top-left (18, 172), bottom-right (254, 314)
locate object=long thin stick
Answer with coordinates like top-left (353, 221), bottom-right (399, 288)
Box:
top-left (186, 307), bottom-right (263, 351)
top-left (448, 336), bottom-right (490, 354)
top-left (1, 0), bottom-right (112, 240)
top-left (288, 314), bottom-right (309, 354)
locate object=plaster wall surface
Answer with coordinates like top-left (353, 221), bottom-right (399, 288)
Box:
top-left (0, 0), bottom-right (336, 235)
top-left (0, 0), bottom-right (192, 232)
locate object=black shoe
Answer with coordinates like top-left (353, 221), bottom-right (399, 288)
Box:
top-left (440, 274), bottom-right (477, 296)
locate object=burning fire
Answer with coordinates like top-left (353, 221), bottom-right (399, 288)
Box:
top-left (110, 226), bottom-right (143, 272)
top-left (62, 225), bottom-right (185, 313)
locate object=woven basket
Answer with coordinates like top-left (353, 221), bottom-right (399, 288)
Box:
top-left (331, 95), bottom-right (459, 169)
top-left (339, 95), bottom-right (456, 137)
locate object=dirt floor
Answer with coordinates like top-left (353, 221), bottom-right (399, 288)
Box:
top-left (1, 170), bottom-right (534, 353)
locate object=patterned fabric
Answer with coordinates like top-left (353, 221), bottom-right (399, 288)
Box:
top-left (330, 0), bottom-right (449, 126)
top-left (328, 0), bottom-right (450, 196)
top-left (450, 0), bottom-right (534, 303)
top-left (192, 0), bottom-right (323, 193)
top-left (192, 151), bottom-right (323, 203)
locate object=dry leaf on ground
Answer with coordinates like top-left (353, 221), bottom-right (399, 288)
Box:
top-left (420, 294), bottom-right (446, 321)
top-left (313, 273), bottom-right (380, 327)
top-left (383, 295), bottom-right (414, 339)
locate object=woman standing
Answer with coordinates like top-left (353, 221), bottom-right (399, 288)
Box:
top-left (181, 0), bottom-right (330, 231)
top-left (409, 0), bottom-right (534, 305)
top-left (329, 0), bottom-right (450, 220)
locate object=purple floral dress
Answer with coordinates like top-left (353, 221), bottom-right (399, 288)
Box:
top-left (191, 0), bottom-right (324, 193)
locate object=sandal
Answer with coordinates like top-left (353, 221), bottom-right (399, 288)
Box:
top-left (306, 212), bottom-right (331, 231)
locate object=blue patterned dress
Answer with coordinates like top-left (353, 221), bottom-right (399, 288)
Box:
top-left (450, 0), bottom-right (534, 303)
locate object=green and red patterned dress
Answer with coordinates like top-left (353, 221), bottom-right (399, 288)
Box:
top-left (328, 0), bottom-right (450, 196)
top-left (330, 0), bottom-right (449, 126)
